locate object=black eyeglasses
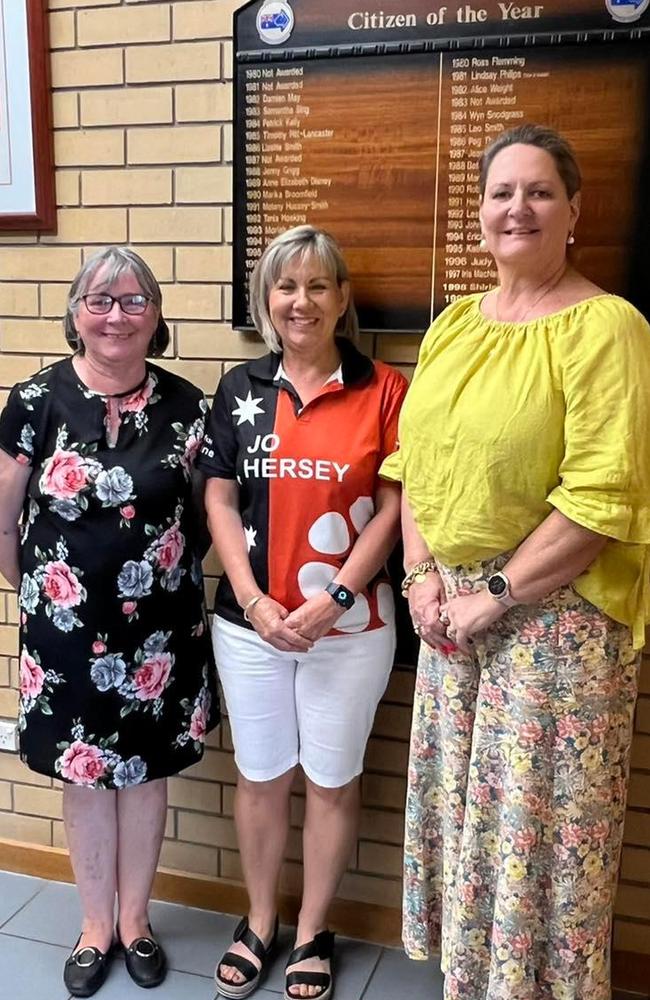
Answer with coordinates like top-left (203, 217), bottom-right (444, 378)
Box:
top-left (82, 293), bottom-right (151, 315)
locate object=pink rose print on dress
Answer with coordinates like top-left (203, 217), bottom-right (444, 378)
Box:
top-left (162, 409), bottom-right (206, 480)
top-left (143, 511), bottom-right (186, 592)
top-left (174, 666), bottom-right (212, 750)
top-left (42, 561), bottom-right (83, 608)
top-left (120, 505), bottom-right (135, 519)
top-left (155, 524), bottom-right (184, 572)
top-left (122, 600), bottom-right (137, 616)
top-left (133, 652), bottom-right (173, 701)
top-left (120, 377), bottom-right (154, 413)
top-left (19, 648), bottom-right (45, 699)
top-left (59, 740), bottom-right (107, 785)
top-left (92, 640), bottom-right (107, 655)
top-left (39, 449), bottom-right (88, 499)
top-left (189, 702), bottom-right (208, 742)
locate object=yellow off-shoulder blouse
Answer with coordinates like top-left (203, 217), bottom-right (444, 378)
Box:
top-left (380, 293), bottom-right (650, 647)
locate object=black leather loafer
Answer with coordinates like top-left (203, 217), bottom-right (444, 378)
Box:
top-left (63, 938), bottom-right (114, 998)
top-left (124, 932), bottom-right (167, 989)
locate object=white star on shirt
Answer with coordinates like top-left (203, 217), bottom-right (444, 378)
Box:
top-left (244, 525), bottom-right (257, 551)
top-left (232, 392), bottom-right (265, 427)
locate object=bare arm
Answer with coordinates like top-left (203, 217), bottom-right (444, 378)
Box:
top-left (401, 490), bottom-right (451, 652)
top-left (0, 450), bottom-right (30, 590)
top-left (284, 481), bottom-right (402, 641)
top-left (204, 476), bottom-right (311, 652)
top-left (443, 509), bottom-right (608, 652)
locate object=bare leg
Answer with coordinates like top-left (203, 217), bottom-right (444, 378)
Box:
top-left (115, 778), bottom-right (167, 945)
top-left (63, 784), bottom-right (117, 954)
top-left (286, 776), bottom-right (361, 999)
top-left (219, 767), bottom-right (294, 984)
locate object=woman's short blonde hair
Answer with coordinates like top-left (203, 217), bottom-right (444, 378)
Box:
top-left (64, 246), bottom-right (169, 357)
top-left (249, 225), bottom-right (359, 353)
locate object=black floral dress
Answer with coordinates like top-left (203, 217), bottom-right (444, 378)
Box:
top-left (0, 358), bottom-right (219, 789)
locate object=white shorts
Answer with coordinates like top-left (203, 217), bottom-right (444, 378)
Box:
top-left (212, 616), bottom-right (395, 788)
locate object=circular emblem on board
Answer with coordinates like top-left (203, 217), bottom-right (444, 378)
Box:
top-left (605, 0), bottom-right (649, 23)
top-left (256, 1), bottom-right (295, 45)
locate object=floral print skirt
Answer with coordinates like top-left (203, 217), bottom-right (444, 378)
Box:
top-left (403, 554), bottom-right (640, 1000)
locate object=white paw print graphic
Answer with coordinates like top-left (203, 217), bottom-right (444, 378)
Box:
top-left (298, 497), bottom-right (394, 632)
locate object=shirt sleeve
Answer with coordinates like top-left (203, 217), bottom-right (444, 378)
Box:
top-left (196, 377), bottom-right (238, 479)
top-left (0, 383), bottom-right (38, 466)
top-left (378, 368), bottom-right (409, 482)
top-left (547, 301), bottom-right (650, 542)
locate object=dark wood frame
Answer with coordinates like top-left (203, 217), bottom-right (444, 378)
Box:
top-left (0, 0), bottom-right (56, 231)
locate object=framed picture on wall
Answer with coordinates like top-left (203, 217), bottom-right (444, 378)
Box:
top-left (0, 0), bottom-right (55, 231)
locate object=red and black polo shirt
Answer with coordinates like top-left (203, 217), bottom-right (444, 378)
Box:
top-left (198, 339), bottom-right (407, 634)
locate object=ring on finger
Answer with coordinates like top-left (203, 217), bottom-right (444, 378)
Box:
top-left (414, 624), bottom-right (422, 636)
top-left (446, 624), bottom-right (456, 640)
top-left (439, 610), bottom-right (450, 626)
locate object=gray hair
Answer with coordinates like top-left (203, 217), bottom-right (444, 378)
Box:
top-left (249, 225), bottom-right (359, 353)
top-left (64, 246), bottom-right (170, 357)
top-left (479, 123), bottom-right (582, 201)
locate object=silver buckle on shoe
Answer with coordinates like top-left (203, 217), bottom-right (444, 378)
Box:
top-left (74, 947), bottom-right (98, 968)
top-left (134, 938), bottom-right (157, 958)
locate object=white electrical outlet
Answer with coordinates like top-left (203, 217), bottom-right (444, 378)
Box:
top-left (0, 720), bottom-right (18, 752)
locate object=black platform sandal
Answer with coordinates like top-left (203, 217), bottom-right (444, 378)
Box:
top-left (284, 930), bottom-right (335, 1000)
top-left (214, 915), bottom-right (279, 999)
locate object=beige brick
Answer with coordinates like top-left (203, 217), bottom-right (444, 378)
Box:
top-left (1, 320), bottom-right (66, 355)
top-left (338, 870), bottom-right (401, 907)
top-left (0, 625), bottom-right (18, 656)
top-left (177, 811), bottom-right (237, 848)
top-left (636, 695), bottom-right (650, 732)
top-left (52, 819), bottom-right (67, 849)
top-left (359, 808), bottom-right (404, 845)
top-left (49, 10), bottom-right (75, 48)
top-left (51, 48), bottom-right (123, 89)
top-left (50, 0), bottom-right (120, 7)
top-left (82, 169), bottom-right (172, 207)
top-left (0, 284), bottom-right (39, 317)
top-left (372, 704), bottom-right (412, 741)
top-left (631, 734), bottom-right (650, 770)
top-left (0, 781), bottom-right (11, 810)
top-left (176, 246), bottom-right (231, 283)
top-left (222, 282), bottom-right (232, 322)
top-left (52, 92), bottom-right (79, 129)
top-left (0, 754), bottom-right (51, 787)
top-left (628, 772), bottom-right (650, 809)
top-left (0, 811), bottom-right (52, 845)
top-left (222, 123), bottom-right (233, 163)
top-left (14, 784), bottom-right (63, 819)
top-left (159, 838), bottom-right (219, 877)
top-left (40, 283), bottom-right (69, 319)
top-left (6, 593), bottom-right (18, 625)
top-left (365, 737), bottom-right (409, 776)
top-left (176, 83), bottom-right (232, 123)
top-left (202, 547), bottom-right (223, 577)
top-left (615, 883), bottom-right (650, 920)
top-left (56, 170), bottom-right (80, 207)
top-left (620, 845), bottom-right (650, 883)
top-left (623, 810), bottom-right (650, 848)
top-left (167, 776), bottom-right (220, 813)
top-left (129, 207), bottom-right (222, 244)
top-left (177, 324), bottom-right (264, 360)
top-left (165, 808), bottom-right (175, 839)
top-left (129, 247), bottom-right (174, 282)
top-left (54, 129), bottom-right (124, 168)
top-left (376, 335), bottom-right (422, 364)
top-left (0, 247), bottom-right (81, 281)
top-left (358, 841), bottom-right (402, 878)
top-left (126, 42), bottom-right (220, 85)
top-left (223, 41), bottom-right (233, 81)
top-left (156, 359), bottom-right (220, 395)
top-left (176, 166), bottom-right (231, 204)
top-left (224, 206), bottom-right (232, 243)
top-left (128, 125), bottom-right (220, 165)
top-left (0, 687), bottom-right (17, 715)
top-left (173, 2), bottom-right (233, 40)
top-left (78, 5), bottom-right (170, 47)
top-left (613, 919), bottom-right (650, 954)
top-left (0, 657), bottom-right (9, 685)
top-left (182, 748), bottom-right (236, 783)
top-left (41, 208), bottom-right (127, 245)
top-left (362, 773), bottom-right (406, 810)
top-left (81, 87), bottom-right (173, 128)
top-left (160, 284), bottom-right (221, 321)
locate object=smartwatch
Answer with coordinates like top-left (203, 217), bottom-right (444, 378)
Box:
top-left (325, 581), bottom-right (355, 610)
top-left (486, 571), bottom-right (518, 608)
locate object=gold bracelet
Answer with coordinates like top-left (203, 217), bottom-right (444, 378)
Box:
top-left (243, 595), bottom-right (263, 622)
top-left (401, 560), bottom-right (438, 598)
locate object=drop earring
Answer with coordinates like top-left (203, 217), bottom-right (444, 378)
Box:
top-left (479, 236), bottom-right (487, 250)
top-left (567, 233), bottom-right (575, 245)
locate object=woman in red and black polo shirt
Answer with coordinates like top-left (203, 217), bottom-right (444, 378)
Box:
top-left (199, 226), bottom-right (407, 1000)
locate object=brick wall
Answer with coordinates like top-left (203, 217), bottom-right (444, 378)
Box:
top-left (0, 0), bottom-right (648, 950)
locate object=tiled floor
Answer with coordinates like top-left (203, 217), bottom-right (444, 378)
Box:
top-left (0, 870), bottom-right (442, 1000)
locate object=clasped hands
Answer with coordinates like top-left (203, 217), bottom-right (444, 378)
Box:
top-left (408, 570), bottom-right (505, 654)
top-left (246, 591), bottom-right (344, 651)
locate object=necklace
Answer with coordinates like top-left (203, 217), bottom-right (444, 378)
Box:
top-left (495, 264), bottom-right (567, 323)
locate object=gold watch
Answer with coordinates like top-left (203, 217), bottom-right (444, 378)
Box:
top-left (401, 560), bottom-right (438, 598)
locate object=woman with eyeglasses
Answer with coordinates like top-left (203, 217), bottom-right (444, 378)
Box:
top-left (0, 247), bottom-right (219, 997)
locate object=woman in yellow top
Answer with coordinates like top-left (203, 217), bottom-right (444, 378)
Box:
top-left (381, 123), bottom-right (650, 1000)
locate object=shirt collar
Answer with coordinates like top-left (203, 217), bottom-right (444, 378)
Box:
top-left (248, 337), bottom-right (373, 386)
